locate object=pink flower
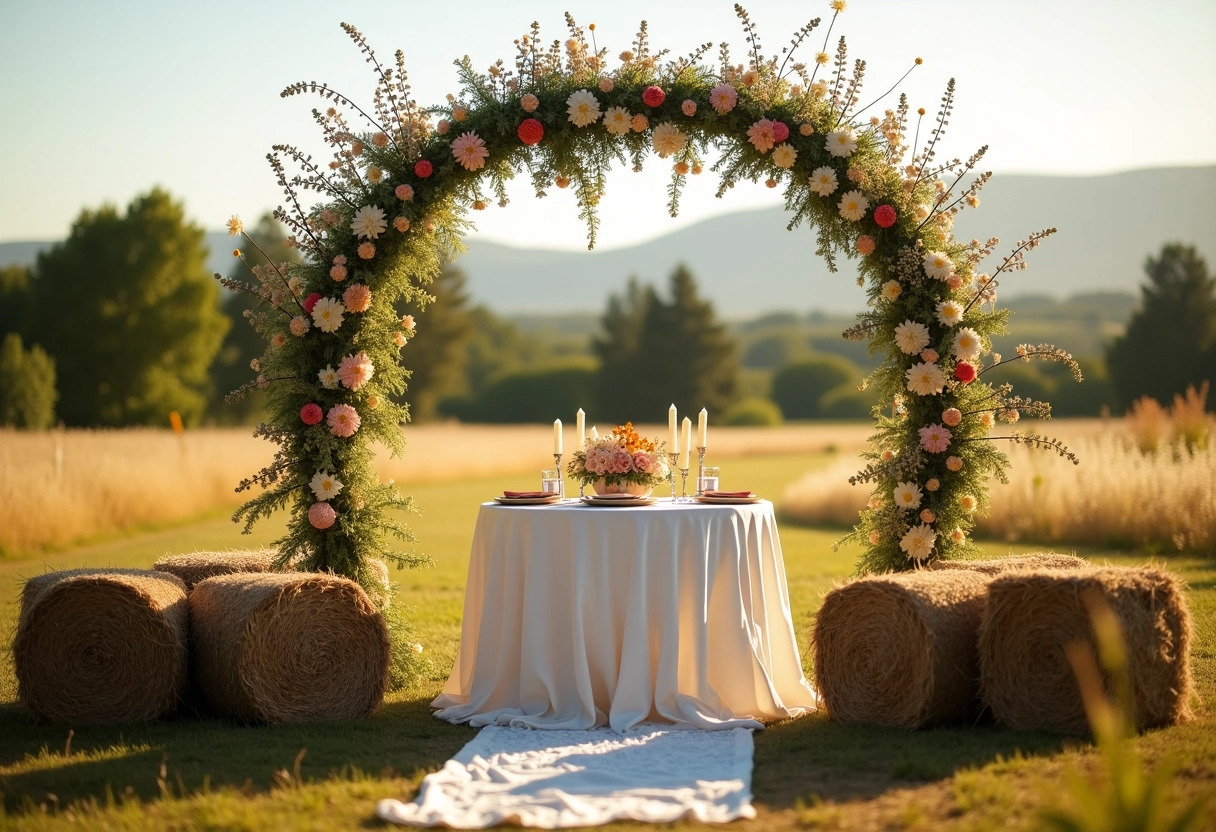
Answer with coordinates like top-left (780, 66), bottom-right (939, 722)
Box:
top-left (946, 455), bottom-right (963, 472)
top-left (394, 332), bottom-right (406, 347)
top-left (855, 235), bottom-right (875, 255)
top-left (308, 501), bottom-right (337, 530)
top-left (681, 99), bottom-right (697, 117)
top-left (747, 119), bottom-right (776, 153)
top-left (395, 184), bottom-right (415, 201)
top-left (414, 159), bottom-right (433, 178)
top-left (709, 83), bottom-right (738, 114)
top-left (920, 348), bottom-right (939, 364)
top-left (520, 93), bottom-right (539, 113)
top-left (337, 351), bottom-right (374, 390)
top-left (357, 242), bottom-right (375, 260)
top-left (598, 78), bottom-right (614, 93)
top-left (642, 85), bottom-right (666, 107)
top-left (771, 121), bottom-right (790, 143)
top-left (329, 264), bottom-right (347, 281)
top-left (289, 315), bottom-right (310, 337)
top-left (451, 131), bottom-right (489, 171)
top-left (271, 332), bottom-right (286, 348)
top-left (303, 292), bottom-right (322, 314)
top-left (300, 403), bottom-right (323, 425)
top-left (632, 450), bottom-right (655, 474)
top-left (611, 448), bottom-right (633, 474)
top-left (942, 407), bottom-right (962, 427)
top-left (925, 477), bottom-right (940, 492)
top-left (918, 423), bottom-right (953, 453)
top-left (342, 283), bottom-right (371, 313)
top-left (401, 314), bottom-right (416, 332)
top-left (327, 403), bottom-right (361, 437)
top-left (394, 217), bottom-right (410, 232)
top-left (954, 361), bottom-right (977, 383)
top-left (517, 118), bottom-right (544, 145)
top-left (332, 254), bottom-right (347, 266)
top-left (868, 530), bottom-right (880, 545)
top-left (920, 509), bottom-right (936, 524)
top-left (874, 204), bottom-right (897, 228)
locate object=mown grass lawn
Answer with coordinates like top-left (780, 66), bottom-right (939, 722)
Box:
top-left (1, 450), bottom-right (1213, 831)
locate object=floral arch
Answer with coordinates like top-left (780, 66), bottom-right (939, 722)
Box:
top-left (223, 3), bottom-right (1079, 593)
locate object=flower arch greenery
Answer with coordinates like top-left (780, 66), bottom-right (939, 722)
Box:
top-left (222, 2), bottom-right (1080, 593)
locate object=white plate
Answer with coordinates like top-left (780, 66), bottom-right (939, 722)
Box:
top-left (493, 495), bottom-right (563, 505)
top-left (694, 494), bottom-right (761, 504)
top-left (580, 495), bottom-right (657, 507)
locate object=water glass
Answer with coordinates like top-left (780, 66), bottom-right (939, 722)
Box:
top-left (541, 469), bottom-right (561, 494)
top-left (698, 466), bottom-right (720, 493)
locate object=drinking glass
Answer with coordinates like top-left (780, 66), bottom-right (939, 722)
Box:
top-left (698, 466), bottom-right (720, 493)
top-left (541, 469), bottom-right (561, 494)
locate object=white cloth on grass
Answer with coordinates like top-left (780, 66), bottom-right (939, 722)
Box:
top-left (376, 724), bottom-right (757, 828)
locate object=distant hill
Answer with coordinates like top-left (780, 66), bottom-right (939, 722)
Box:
top-left (3, 166), bottom-right (1212, 317)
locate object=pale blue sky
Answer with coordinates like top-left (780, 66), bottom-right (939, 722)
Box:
top-left (1, 0), bottom-right (1213, 251)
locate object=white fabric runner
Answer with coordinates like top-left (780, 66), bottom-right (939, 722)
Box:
top-left (376, 725), bottom-right (757, 828)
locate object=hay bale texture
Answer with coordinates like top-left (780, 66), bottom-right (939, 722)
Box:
top-left (15, 569), bottom-right (188, 723)
top-left (813, 570), bottom-right (990, 729)
top-left (189, 572), bottom-right (389, 722)
top-left (153, 549), bottom-right (276, 590)
top-left (930, 553), bottom-right (1088, 575)
top-left (980, 566), bottom-right (1193, 733)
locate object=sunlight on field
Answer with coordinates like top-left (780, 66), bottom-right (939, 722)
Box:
top-left (781, 419), bottom-right (1216, 553)
top-left (0, 423), bottom-right (870, 557)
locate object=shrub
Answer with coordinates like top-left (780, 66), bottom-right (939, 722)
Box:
top-left (771, 356), bottom-right (861, 420)
top-left (0, 333), bottom-right (57, 429)
top-left (819, 383), bottom-right (878, 420)
top-left (441, 362), bottom-right (596, 423)
top-left (723, 397), bottom-right (783, 426)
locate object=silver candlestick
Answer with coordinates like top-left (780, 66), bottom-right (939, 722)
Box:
top-left (695, 447), bottom-right (707, 495)
top-left (667, 452), bottom-right (678, 501)
top-left (679, 466), bottom-right (690, 500)
top-left (554, 452), bottom-right (565, 499)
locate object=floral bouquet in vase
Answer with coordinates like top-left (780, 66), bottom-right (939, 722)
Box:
top-left (567, 423), bottom-right (669, 497)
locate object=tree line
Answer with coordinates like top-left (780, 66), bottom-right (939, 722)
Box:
top-left (2, 188), bottom-right (1213, 429)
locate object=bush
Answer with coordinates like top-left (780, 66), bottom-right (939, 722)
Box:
top-left (771, 355), bottom-right (861, 420)
top-left (723, 397), bottom-right (784, 426)
top-left (819, 383), bottom-right (877, 419)
top-left (0, 333), bottom-right (57, 429)
top-left (440, 362), bottom-right (596, 423)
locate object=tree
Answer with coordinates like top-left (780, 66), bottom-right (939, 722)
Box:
top-left (771, 355), bottom-right (862, 419)
top-left (0, 333), bottom-right (58, 429)
top-left (26, 188), bottom-right (229, 426)
top-left (211, 214), bottom-right (298, 424)
top-left (1107, 244), bottom-right (1216, 411)
top-left (0, 265), bottom-right (31, 339)
top-left (395, 264), bottom-right (476, 421)
top-left (593, 265), bottom-right (738, 424)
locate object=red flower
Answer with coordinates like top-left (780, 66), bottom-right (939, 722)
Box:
top-left (771, 121), bottom-right (790, 143)
top-left (642, 86), bottom-right (666, 107)
top-left (300, 403), bottom-right (323, 425)
top-left (414, 159), bottom-right (433, 178)
top-left (302, 292), bottom-right (322, 314)
top-left (874, 204), bottom-right (897, 228)
top-left (954, 361), bottom-right (977, 383)
top-left (517, 118), bottom-right (544, 145)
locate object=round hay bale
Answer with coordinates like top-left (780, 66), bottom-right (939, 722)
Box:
top-left (15, 569), bottom-right (188, 723)
top-left (929, 553), bottom-right (1088, 575)
top-left (980, 566), bottom-right (1193, 733)
top-left (153, 548), bottom-right (276, 590)
top-left (189, 572), bottom-right (389, 722)
top-left (813, 570), bottom-right (990, 729)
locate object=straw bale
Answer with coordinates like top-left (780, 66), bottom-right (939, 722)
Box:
top-left (153, 548), bottom-right (276, 590)
top-left (15, 569), bottom-right (188, 723)
top-left (929, 553), bottom-right (1088, 576)
top-left (813, 570), bottom-right (990, 729)
top-left (189, 572), bottom-right (389, 722)
top-left (980, 566), bottom-right (1193, 733)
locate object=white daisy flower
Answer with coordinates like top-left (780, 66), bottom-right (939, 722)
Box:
top-left (893, 481), bottom-right (923, 511)
top-left (311, 297), bottom-right (346, 333)
top-left (838, 189), bottom-right (869, 222)
top-left (923, 250), bottom-right (954, 280)
top-left (953, 327), bottom-right (983, 360)
top-left (825, 128), bottom-right (858, 157)
top-left (318, 364), bottom-right (340, 389)
top-left (881, 280), bottom-right (902, 301)
top-left (771, 143), bottom-right (798, 169)
top-left (900, 524), bottom-right (937, 561)
top-left (808, 166), bottom-right (839, 197)
top-left (603, 106), bottom-right (632, 136)
top-left (309, 470), bottom-right (344, 501)
top-left (893, 320), bottom-right (931, 355)
top-left (935, 300), bottom-right (964, 326)
top-left (651, 122), bottom-right (687, 157)
top-left (566, 89), bottom-right (601, 127)
top-left (351, 205), bottom-right (387, 240)
top-left (905, 361), bottom-right (947, 396)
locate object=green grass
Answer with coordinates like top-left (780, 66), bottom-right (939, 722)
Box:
top-left (1, 451), bottom-right (1213, 831)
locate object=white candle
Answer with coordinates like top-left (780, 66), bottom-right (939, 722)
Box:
top-left (576, 409), bottom-right (585, 451)
top-left (697, 408), bottom-right (708, 449)
top-left (668, 404), bottom-right (677, 451)
top-left (553, 419), bottom-right (562, 455)
top-left (589, 426), bottom-right (599, 442)
top-left (678, 417), bottom-right (691, 470)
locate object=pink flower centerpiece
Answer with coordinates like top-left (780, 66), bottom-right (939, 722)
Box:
top-left (566, 422), bottom-right (669, 497)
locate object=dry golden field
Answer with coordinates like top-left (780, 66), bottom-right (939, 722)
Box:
top-left (0, 422), bottom-right (871, 556)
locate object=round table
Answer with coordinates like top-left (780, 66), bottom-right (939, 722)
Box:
top-left (432, 498), bottom-right (817, 731)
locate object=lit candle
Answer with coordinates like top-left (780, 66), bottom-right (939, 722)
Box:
top-left (668, 404), bottom-right (677, 451)
top-left (576, 408), bottom-right (585, 451)
top-left (697, 408), bottom-right (708, 449)
top-left (553, 419), bottom-right (562, 455)
top-left (678, 417), bottom-right (691, 470)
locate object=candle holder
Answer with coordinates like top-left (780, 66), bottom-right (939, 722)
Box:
top-left (695, 447), bottom-right (707, 496)
top-left (667, 452), bottom-right (678, 501)
top-left (679, 466), bottom-right (690, 500)
top-left (553, 452), bottom-right (565, 499)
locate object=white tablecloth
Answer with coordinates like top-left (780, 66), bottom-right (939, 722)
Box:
top-left (432, 499), bottom-right (817, 731)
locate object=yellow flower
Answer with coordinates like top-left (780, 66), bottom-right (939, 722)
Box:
top-left (226, 215), bottom-right (243, 236)
top-left (830, 0), bottom-right (847, 12)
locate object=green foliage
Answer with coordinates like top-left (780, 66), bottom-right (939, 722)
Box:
top-left (28, 188), bottom-right (229, 427)
top-left (723, 396), bottom-right (783, 426)
top-left (771, 355), bottom-right (861, 419)
top-left (592, 265), bottom-right (738, 423)
top-left (0, 265), bottom-right (31, 338)
top-left (0, 333), bottom-right (57, 429)
top-left (819, 382), bottom-right (878, 419)
top-left (741, 331), bottom-right (808, 369)
top-left (1107, 244), bottom-right (1216, 412)
top-left (395, 265), bottom-right (475, 421)
top-left (443, 361), bottom-right (596, 423)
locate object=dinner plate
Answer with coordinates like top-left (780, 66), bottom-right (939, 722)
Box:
top-left (694, 494), bottom-right (761, 504)
top-left (493, 494), bottom-right (563, 505)
top-left (579, 495), bottom-right (656, 507)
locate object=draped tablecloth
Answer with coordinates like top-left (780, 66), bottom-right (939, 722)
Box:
top-left (432, 500), bottom-right (817, 731)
